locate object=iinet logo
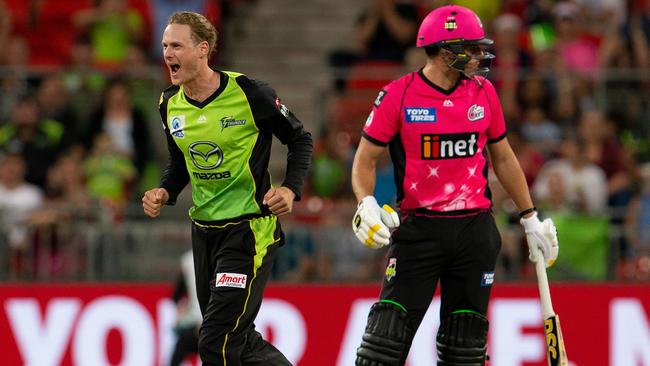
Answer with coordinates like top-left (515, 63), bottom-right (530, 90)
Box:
top-left (421, 133), bottom-right (478, 159)
top-left (215, 272), bottom-right (247, 289)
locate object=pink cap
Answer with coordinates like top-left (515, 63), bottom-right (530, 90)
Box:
top-left (416, 5), bottom-right (492, 48)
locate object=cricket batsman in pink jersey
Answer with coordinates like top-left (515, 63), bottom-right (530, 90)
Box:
top-left (351, 5), bottom-right (560, 366)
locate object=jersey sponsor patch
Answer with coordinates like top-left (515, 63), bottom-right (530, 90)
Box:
top-left (275, 97), bottom-right (290, 118)
top-left (467, 104), bottom-right (485, 121)
top-left (188, 141), bottom-right (224, 170)
top-left (215, 272), bottom-right (247, 288)
top-left (385, 258), bottom-right (397, 281)
top-left (405, 107), bottom-right (437, 123)
top-left (192, 171), bottom-right (231, 180)
top-left (373, 90), bottom-right (387, 108)
top-left (169, 115), bottom-right (186, 138)
top-left (421, 132), bottom-right (478, 159)
top-left (481, 272), bottom-right (494, 286)
top-left (220, 115), bottom-right (246, 131)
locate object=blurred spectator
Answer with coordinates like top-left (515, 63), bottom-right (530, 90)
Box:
top-left (24, 150), bottom-right (96, 278)
top-left (0, 153), bottom-right (43, 276)
top-left (579, 109), bottom-right (638, 275)
top-left (515, 73), bottom-right (553, 120)
top-left (553, 66), bottom-right (580, 123)
top-left (623, 0), bottom-right (650, 68)
top-left (552, 1), bottom-right (600, 75)
top-left (0, 96), bottom-right (67, 187)
top-left (548, 2), bottom-right (603, 122)
top-left (490, 13), bottom-right (530, 118)
top-left (36, 74), bottom-right (81, 143)
top-left (309, 127), bottom-right (350, 198)
top-left (83, 77), bottom-right (152, 173)
top-left (0, 36), bottom-right (30, 119)
top-left (44, 150), bottom-right (94, 220)
top-left (17, 151), bottom-right (99, 278)
top-left (581, 0), bottom-right (626, 34)
top-left (593, 0), bottom-right (629, 69)
top-left (62, 36), bottom-right (107, 126)
top-left (64, 36), bottom-right (106, 92)
top-left (356, 0), bottom-right (419, 62)
top-left (329, 0), bottom-right (419, 91)
top-left (578, 109), bottom-right (631, 199)
top-left (83, 133), bottom-right (136, 219)
top-left (528, 27), bottom-right (558, 72)
top-left (520, 106), bottom-right (562, 156)
top-left (507, 129), bottom-right (545, 187)
top-left (73, 0), bottom-right (145, 68)
top-left (532, 133), bottom-right (608, 214)
top-left (123, 44), bottom-right (159, 122)
top-left (624, 163), bottom-right (650, 280)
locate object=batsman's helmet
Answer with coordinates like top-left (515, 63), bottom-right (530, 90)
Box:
top-left (417, 5), bottom-right (494, 77)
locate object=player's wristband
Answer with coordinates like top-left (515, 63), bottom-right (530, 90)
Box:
top-left (518, 207), bottom-right (537, 218)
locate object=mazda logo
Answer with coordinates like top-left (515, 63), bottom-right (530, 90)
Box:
top-left (188, 141), bottom-right (223, 170)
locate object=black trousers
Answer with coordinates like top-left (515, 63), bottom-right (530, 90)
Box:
top-left (379, 211), bottom-right (501, 349)
top-left (191, 215), bottom-right (291, 366)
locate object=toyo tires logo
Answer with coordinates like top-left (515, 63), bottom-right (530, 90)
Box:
top-left (188, 141), bottom-right (223, 170)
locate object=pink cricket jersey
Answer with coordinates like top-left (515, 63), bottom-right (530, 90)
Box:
top-left (363, 70), bottom-right (507, 213)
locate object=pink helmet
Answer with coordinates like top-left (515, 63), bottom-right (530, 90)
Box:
top-left (416, 5), bottom-right (492, 48)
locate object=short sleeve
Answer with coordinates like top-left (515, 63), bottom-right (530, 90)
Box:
top-left (484, 79), bottom-right (507, 143)
top-left (362, 84), bottom-right (402, 146)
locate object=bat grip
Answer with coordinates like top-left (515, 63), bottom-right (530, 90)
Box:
top-left (532, 244), bottom-right (555, 318)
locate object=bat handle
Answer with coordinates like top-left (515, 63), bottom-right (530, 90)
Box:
top-left (532, 244), bottom-right (555, 317)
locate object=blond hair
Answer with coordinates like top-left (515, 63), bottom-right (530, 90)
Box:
top-left (168, 12), bottom-right (218, 56)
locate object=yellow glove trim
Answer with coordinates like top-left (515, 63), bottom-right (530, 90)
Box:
top-left (364, 224), bottom-right (383, 247)
top-left (382, 204), bottom-right (395, 213)
top-left (547, 259), bottom-right (556, 267)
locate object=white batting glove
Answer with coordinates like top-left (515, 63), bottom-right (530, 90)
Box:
top-left (520, 211), bottom-right (559, 267)
top-left (352, 196), bottom-right (400, 249)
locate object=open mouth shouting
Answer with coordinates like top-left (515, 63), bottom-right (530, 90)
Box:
top-left (168, 63), bottom-right (181, 79)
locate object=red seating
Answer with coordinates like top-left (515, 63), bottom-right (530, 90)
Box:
top-left (128, 0), bottom-right (153, 47)
top-left (327, 90), bottom-right (378, 144)
top-left (346, 60), bottom-right (403, 91)
top-left (6, 0), bottom-right (93, 66)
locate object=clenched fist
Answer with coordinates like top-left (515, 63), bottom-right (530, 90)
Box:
top-left (142, 188), bottom-right (170, 218)
top-left (263, 187), bottom-right (295, 216)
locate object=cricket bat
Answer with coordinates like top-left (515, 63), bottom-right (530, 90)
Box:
top-left (532, 245), bottom-right (569, 366)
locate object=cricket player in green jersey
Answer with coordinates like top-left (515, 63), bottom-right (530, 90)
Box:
top-left (142, 12), bottom-right (312, 366)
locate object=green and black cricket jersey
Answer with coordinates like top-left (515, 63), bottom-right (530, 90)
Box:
top-left (158, 70), bottom-right (312, 222)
